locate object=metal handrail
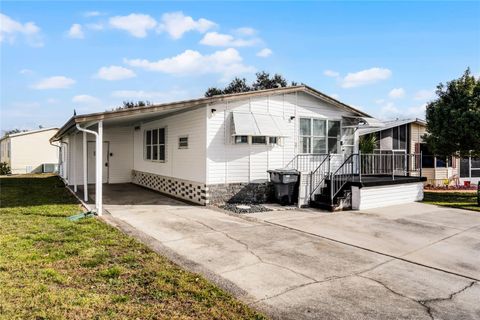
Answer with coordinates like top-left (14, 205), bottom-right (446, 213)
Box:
top-left (330, 153), bottom-right (358, 202)
top-left (359, 153), bottom-right (422, 178)
top-left (285, 153), bottom-right (329, 173)
top-left (308, 154), bottom-right (331, 200)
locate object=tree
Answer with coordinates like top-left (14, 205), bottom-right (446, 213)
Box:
top-left (252, 71), bottom-right (287, 90)
top-left (204, 71), bottom-right (294, 97)
top-left (223, 77), bottom-right (251, 94)
top-left (359, 134), bottom-right (378, 154)
top-left (424, 68), bottom-right (480, 157)
top-left (113, 100), bottom-right (152, 111)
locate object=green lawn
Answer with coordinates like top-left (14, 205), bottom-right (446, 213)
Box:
top-left (0, 174), bottom-right (265, 320)
top-left (423, 191), bottom-right (480, 212)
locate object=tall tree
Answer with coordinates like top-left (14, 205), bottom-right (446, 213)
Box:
top-left (425, 68), bottom-right (480, 157)
top-left (204, 71), bottom-right (294, 97)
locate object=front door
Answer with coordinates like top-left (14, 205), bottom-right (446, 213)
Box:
top-left (87, 141), bottom-right (109, 184)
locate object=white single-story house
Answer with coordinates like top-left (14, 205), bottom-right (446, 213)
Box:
top-left (51, 85), bottom-right (426, 214)
top-left (0, 127), bottom-right (59, 174)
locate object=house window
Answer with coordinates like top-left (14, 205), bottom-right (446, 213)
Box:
top-left (300, 118), bottom-right (327, 153)
top-left (392, 125), bottom-right (407, 150)
top-left (299, 118), bottom-right (341, 154)
top-left (460, 156), bottom-right (480, 178)
top-left (235, 136), bottom-right (248, 144)
top-left (178, 136), bottom-right (188, 149)
top-left (145, 128), bottom-right (166, 161)
top-left (342, 127), bottom-right (355, 155)
top-left (269, 137), bottom-right (278, 145)
top-left (327, 120), bottom-right (341, 153)
top-left (420, 143), bottom-right (434, 168)
top-left (252, 136), bottom-right (267, 144)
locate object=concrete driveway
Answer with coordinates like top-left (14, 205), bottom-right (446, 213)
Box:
top-left (103, 184), bottom-right (480, 320)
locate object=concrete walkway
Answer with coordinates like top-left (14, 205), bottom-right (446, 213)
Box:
top-left (102, 185), bottom-right (480, 320)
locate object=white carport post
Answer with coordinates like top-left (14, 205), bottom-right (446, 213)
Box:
top-left (72, 134), bottom-right (77, 192)
top-left (76, 122), bottom-right (103, 216)
top-left (82, 131), bottom-right (88, 202)
top-left (96, 121), bottom-right (103, 215)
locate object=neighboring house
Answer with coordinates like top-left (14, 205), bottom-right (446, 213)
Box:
top-left (51, 85), bottom-right (425, 214)
top-left (358, 118), bottom-right (463, 186)
top-left (0, 128), bottom-right (59, 174)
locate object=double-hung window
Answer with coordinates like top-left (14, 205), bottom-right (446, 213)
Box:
top-left (145, 128), bottom-right (166, 161)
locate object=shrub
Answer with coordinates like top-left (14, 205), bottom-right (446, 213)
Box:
top-left (0, 162), bottom-right (11, 175)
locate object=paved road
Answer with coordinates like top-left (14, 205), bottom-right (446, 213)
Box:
top-left (103, 186), bottom-right (480, 320)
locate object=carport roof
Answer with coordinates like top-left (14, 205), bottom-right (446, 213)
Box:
top-left (51, 85), bottom-right (372, 142)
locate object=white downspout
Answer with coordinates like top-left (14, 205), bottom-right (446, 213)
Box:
top-left (82, 131), bottom-right (88, 202)
top-left (72, 134), bottom-right (77, 192)
top-left (76, 122), bottom-right (103, 215)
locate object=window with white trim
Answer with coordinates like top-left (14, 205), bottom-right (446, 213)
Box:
top-left (178, 136), bottom-right (188, 149)
top-left (252, 136), bottom-right (267, 144)
top-left (299, 118), bottom-right (341, 154)
top-left (145, 128), bottom-right (166, 161)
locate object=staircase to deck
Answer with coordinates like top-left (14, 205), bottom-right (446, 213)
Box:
top-left (285, 152), bottom-right (422, 211)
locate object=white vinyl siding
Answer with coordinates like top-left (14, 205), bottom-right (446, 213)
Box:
top-left (68, 126), bottom-right (134, 185)
top-left (133, 107), bottom-right (207, 183)
top-left (206, 92), bottom-right (359, 184)
top-left (8, 129), bottom-right (59, 174)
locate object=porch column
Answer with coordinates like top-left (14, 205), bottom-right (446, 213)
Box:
top-left (96, 121), bottom-right (103, 215)
top-left (72, 134), bottom-right (77, 192)
top-left (82, 131), bottom-right (88, 202)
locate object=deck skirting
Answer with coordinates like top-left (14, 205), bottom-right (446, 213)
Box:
top-left (132, 170), bottom-right (207, 205)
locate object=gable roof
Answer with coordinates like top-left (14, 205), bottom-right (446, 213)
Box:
top-left (1, 127), bottom-right (58, 142)
top-left (52, 85), bottom-right (372, 141)
top-left (358, 118), bottom-right (426, 136)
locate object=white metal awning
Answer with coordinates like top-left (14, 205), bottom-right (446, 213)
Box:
top-left (343, 116), bottom-right (385, 129)
top-left (232, 112), bottom-right (288, 137)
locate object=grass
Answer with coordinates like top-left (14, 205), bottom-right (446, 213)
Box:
top-left (0, 174), bottom-right (266, 320)
top-left (423, 190), bottom-right (480, 212)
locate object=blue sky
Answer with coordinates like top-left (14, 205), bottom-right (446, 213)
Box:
top-left (1, 1), bottom-right (479, 132)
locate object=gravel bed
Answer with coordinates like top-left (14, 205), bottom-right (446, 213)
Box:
top-left (220, 203), bottom-right (273, 214)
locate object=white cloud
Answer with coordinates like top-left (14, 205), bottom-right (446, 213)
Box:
top-left (84, 11), bottom-right (101, 17)
top-left (388, 87), bottom-right (405, 99)
top-left (375, 99), bottom-right (385, 105)
top-left (341, 67), bottom-right (392, 88)
top-left (256, 48), bottom-right (272, 58)
top-left (200, 31), bottom-right (259, 47)
top-left (125, 48), bottom-right (255, 81)
top-left (414, 89), bottom-right (435, 101)
top-left (72, 94), bottom-right (101, 105)
top-left (111, 89), bottom-right (191, 102)
top-left (31, 76), bottom-right (75, 90)
top-left (377, 101), bottom-right (426, 120)
top-left (95, 65), bottom-right (136, 81)
top-left (235, 27), bottom-right (256, 36)
top-left (324, 70), bottom-right (340, 78)
top-left (157, 11), bottom-right (216, 39)
top-left (67, 24), bottom-right (84, 39)
top-left (109, 13), bottom-right (157, 38)
top-left (0, 13), bottom-right (43, 47)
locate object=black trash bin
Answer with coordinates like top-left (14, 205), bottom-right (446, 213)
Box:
top-left (268, 169), bottom-right (300, 205)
